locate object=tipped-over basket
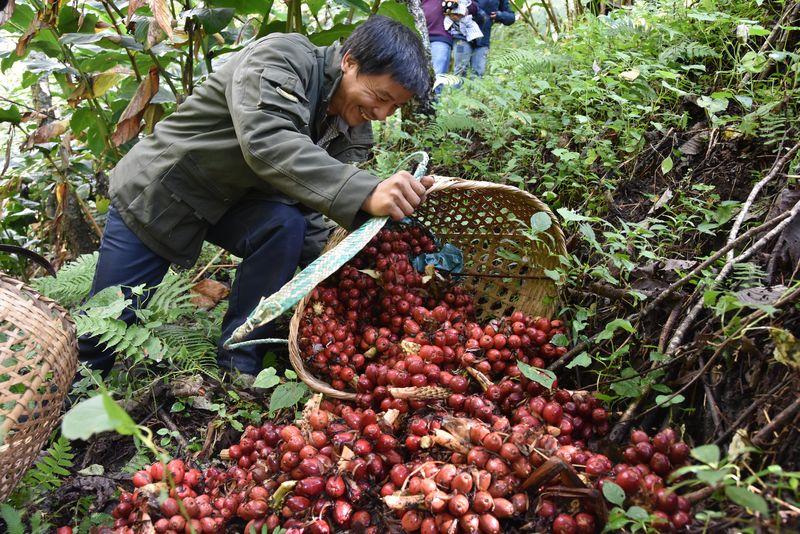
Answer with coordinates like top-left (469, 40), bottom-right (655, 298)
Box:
top-left (289, 176), bottom-right (566, 400)
top-left (0, 274), bottom-right (78, 500)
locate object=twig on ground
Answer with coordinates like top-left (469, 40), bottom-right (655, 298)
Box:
top-left (158, 408), bottom-right (190, 451)
top-left (752, 395), bottom-right (800, 448)
top-left (714, 381), bottom-right (787, 445)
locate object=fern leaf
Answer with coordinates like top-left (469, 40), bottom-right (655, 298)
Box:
top-left (32, 253), bottom-right (98, 308)
top-left (0, 504), bottom-right (25, 534)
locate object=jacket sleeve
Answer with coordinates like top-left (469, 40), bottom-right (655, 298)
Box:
top-left (496, 0), bottom-right (516, 24)
top-left (227, 36), bottom-right (380, 230)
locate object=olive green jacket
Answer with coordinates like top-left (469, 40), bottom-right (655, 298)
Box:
top-left (110, 33), bottom-right (380, 268)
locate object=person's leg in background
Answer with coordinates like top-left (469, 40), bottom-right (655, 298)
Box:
top-left (207, 200), bottom-right (306, 376)
top-left (452, 39), bottom-right (473, 77)
top-left (471, 45), bottom-right (490, 77)
top-left (77, 205), bottom-right (171, 375)
top-left (430, 40), bottom-right (453, 95)
top-left (430, 40), bottom-right (453, 75)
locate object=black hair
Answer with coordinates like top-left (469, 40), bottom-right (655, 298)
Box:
top-left (342, 15), bottom-right (431, 98)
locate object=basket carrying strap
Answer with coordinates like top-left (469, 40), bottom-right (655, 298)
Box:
top-left (224, 152), bottom-right (429, 349)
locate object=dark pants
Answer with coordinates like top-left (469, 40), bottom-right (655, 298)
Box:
top-left (78, 200), bottom-right (307, 376)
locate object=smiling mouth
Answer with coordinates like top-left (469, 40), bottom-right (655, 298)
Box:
top-left (358, 107), bottom-right (372, 121)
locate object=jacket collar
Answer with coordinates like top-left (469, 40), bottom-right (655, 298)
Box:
top-left (319, 42), bottom-right (374, 146)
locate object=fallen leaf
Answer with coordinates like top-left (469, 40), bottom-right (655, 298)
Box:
top-left (191, 278), bottom-right (229, 310)
top-left (110, 67), bottom-right (159, 147)
top-left (619, 68), bottom-right (640, 81)
top-left (679, 130), bottom-right (708, 155)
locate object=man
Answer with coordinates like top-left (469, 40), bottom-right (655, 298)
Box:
top-left (79, 16), bottom-right (433, 378)
top-left (453, 0), bottom-right (515, 77)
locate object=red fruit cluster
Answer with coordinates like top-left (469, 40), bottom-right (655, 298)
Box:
top-left (110, 459), bottom-right (221, 533)
top-left (94, 223), bottom-right (698, 534)
top-left (561, 428), bottom-right (693, 532)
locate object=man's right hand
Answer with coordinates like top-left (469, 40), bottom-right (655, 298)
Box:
top-left (362, 172), bottom-right (435, 221)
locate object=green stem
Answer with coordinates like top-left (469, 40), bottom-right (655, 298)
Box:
top-left (100, 0), bottom-right (142, 82)
top-left (256, 0), bottom-right (275, 38)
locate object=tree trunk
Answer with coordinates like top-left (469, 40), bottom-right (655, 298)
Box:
top-left (399, 0), bottom-right (435, 117)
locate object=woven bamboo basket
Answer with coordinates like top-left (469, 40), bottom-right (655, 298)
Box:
top-left (289, 177), bottom-right (567, 400)
top-left (0, 274), bottom-right (77, 500)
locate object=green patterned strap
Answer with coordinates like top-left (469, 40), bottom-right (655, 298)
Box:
top-left (224, 152), bottom-right (429, 349)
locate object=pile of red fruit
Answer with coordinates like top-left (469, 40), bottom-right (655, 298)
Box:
top-left (93, 222), bottom-right (698, 534)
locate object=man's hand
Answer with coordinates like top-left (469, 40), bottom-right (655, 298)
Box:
top-left (362, 172), bottom-right (435, 221)
top-left (448, 12), bottom-right (465, 21)
top-left (490, 11), bottom-right (497, 20)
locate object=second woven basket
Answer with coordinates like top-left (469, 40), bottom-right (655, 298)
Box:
top-left (289, 177), bottom-right (566, 400)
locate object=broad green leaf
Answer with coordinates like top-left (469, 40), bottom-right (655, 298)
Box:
top-left (70, 108), bottom-right (96, 135)
top-left (566, 351), bottom-right (591, 369)
top-left (0, 106), bottom-right (21, 124)
top-left (332, 0), bottom-right (371, 14)
top-left (377, 0), bottom-right (417, 31)
top-left (206, 0), bottom-right (266, 14)
top-left (696, 469), bottom-right (727, 485)
top-left (596, 318), bottom-right (635, 342)
top-left (696, 95), bottom-right (728, 114)
top-left (655, 394), bottom-right (685, 407)
top-left (550, 333), bottom-right (569, 347)
top-left (308, 24), bottom-right (359, 46)
top-left (185, 7), bottom-right (235, 35)
top-left (725, 486), bottom-right (769, 515)
top-left (57, 5), bottom-right (81, 34)
top-left (556, 207), bottom-right (591, 222)
top-left (530, 212), bottom-right (552, 234)
top-left (62, 393), bottom-right (137, 440)
top-left (691, 444), bottom-right (720, 465)
top-left (626, 506), bottom-right (649, 520)
top-left (269, 382), bottom-right (309, 414)
top-left (253, 367), bottom-right (281, 389)
top-left (516, 360), bottom-right (556, 390)
top-left (660, 155), bottom-right (673, 174)
top-left (611, 367), bottom-right (642, 398)
top-left (602, 481), bottom-right (626, 506)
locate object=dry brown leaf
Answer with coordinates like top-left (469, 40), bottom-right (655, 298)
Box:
top-left (0, 0), bottom-right (16, 26)
top-left (191, 278), bottom-right (229, 310)
top-left (126, 0), bottom-right (147, 26)
top-left (24, 119), bottom-right (69, 148)
top-left (15, 15), bottom-right (44, 56)
top-left (149, 0), bottom-right (174, 39)
top-left (110, 67), bottom-right (159, 147)
top-left (145, 16), bottom-right (166, 48)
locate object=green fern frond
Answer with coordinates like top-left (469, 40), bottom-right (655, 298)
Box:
top-left (0, 504), bottom-right (25, 534)
top-left (428, 110), bottom-right (478, 139)
top-left (145, 271), bottom-right (195, 320)
top-left (20, 435), bottom-right (74, 493)
top-left (492, 49), bottom-right (571, 73)
top-left (156, 324), bottom-right (216, 356)
top-left (658, 41), bottom-right (720, 64)
top-left (32, 253), bottom-right (98, 308)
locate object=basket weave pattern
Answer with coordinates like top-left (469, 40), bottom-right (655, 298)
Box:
top-left (0, 274), bottom-right (77, 500)
top-left (289, 177), bottom-right (566, 400)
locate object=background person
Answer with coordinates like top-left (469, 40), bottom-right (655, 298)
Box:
top-left (453, 0), bottom-right (516, 77)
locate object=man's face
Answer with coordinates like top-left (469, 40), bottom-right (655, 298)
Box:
top-left (331, 52), bottom-right (415, 127)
